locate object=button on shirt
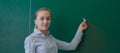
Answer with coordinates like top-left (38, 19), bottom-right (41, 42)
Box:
top-left (24, 28), bottom-right (83, 53)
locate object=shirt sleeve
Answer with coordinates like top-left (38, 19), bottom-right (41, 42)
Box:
top-left (24, 37), bottom-right (36, 53)
top-left (55, 29), bottom-right (83, 51)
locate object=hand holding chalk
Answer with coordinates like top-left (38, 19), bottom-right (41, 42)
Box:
top-left (79, 18), bottom-right (88, 31)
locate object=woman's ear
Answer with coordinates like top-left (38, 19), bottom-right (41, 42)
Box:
top-left (34, 20), bottom-right (37, 25)
top-left (34, 20), bottom-right (38, 28)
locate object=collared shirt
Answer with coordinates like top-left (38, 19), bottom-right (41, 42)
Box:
top-left (24, 28), bottom-right (83, 53)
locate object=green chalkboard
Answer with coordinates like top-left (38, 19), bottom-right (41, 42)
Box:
top-left (0, 0), bottom-right (120, 53)
top-left (0, 0), bottom-right (29, 53)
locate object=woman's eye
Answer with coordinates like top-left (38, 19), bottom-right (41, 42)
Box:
top-left (46, 18), bottom-right (50, 20)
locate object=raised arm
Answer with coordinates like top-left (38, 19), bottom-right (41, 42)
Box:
top-left (55, 18), bottom-right (88, 50)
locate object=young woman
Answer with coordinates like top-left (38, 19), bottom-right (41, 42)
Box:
top-left (24, 7), bottom-right (88, 53)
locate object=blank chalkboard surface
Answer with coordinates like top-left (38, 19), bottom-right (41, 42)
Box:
top-left (0, 0), bottom-right (120, 53)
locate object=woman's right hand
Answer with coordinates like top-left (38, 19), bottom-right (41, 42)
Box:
top-left (79, 18), bottom-right (88, 31)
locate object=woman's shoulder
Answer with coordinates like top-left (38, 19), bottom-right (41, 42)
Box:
top-left (25, 33), bottom-right (42, 43)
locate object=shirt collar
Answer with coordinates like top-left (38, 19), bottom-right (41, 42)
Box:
top-left (33, 28), bottom-right (50, 38)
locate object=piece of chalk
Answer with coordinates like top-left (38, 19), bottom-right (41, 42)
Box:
top-left (83, 18), bottom-right (86, 22)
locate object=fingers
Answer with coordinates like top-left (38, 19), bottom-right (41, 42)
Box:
top-left (79, 18), bottom-right (88, 31)
top-left (82, 18), bottom-right (87, 28)
top-left (81, 18), bottom-right (87, 26)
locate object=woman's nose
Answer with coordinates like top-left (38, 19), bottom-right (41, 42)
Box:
top-left (43, 19), bottom-right (47, 23)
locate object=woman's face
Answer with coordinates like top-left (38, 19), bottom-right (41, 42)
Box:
top-left (35, 10), bottom-right (51, 31)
